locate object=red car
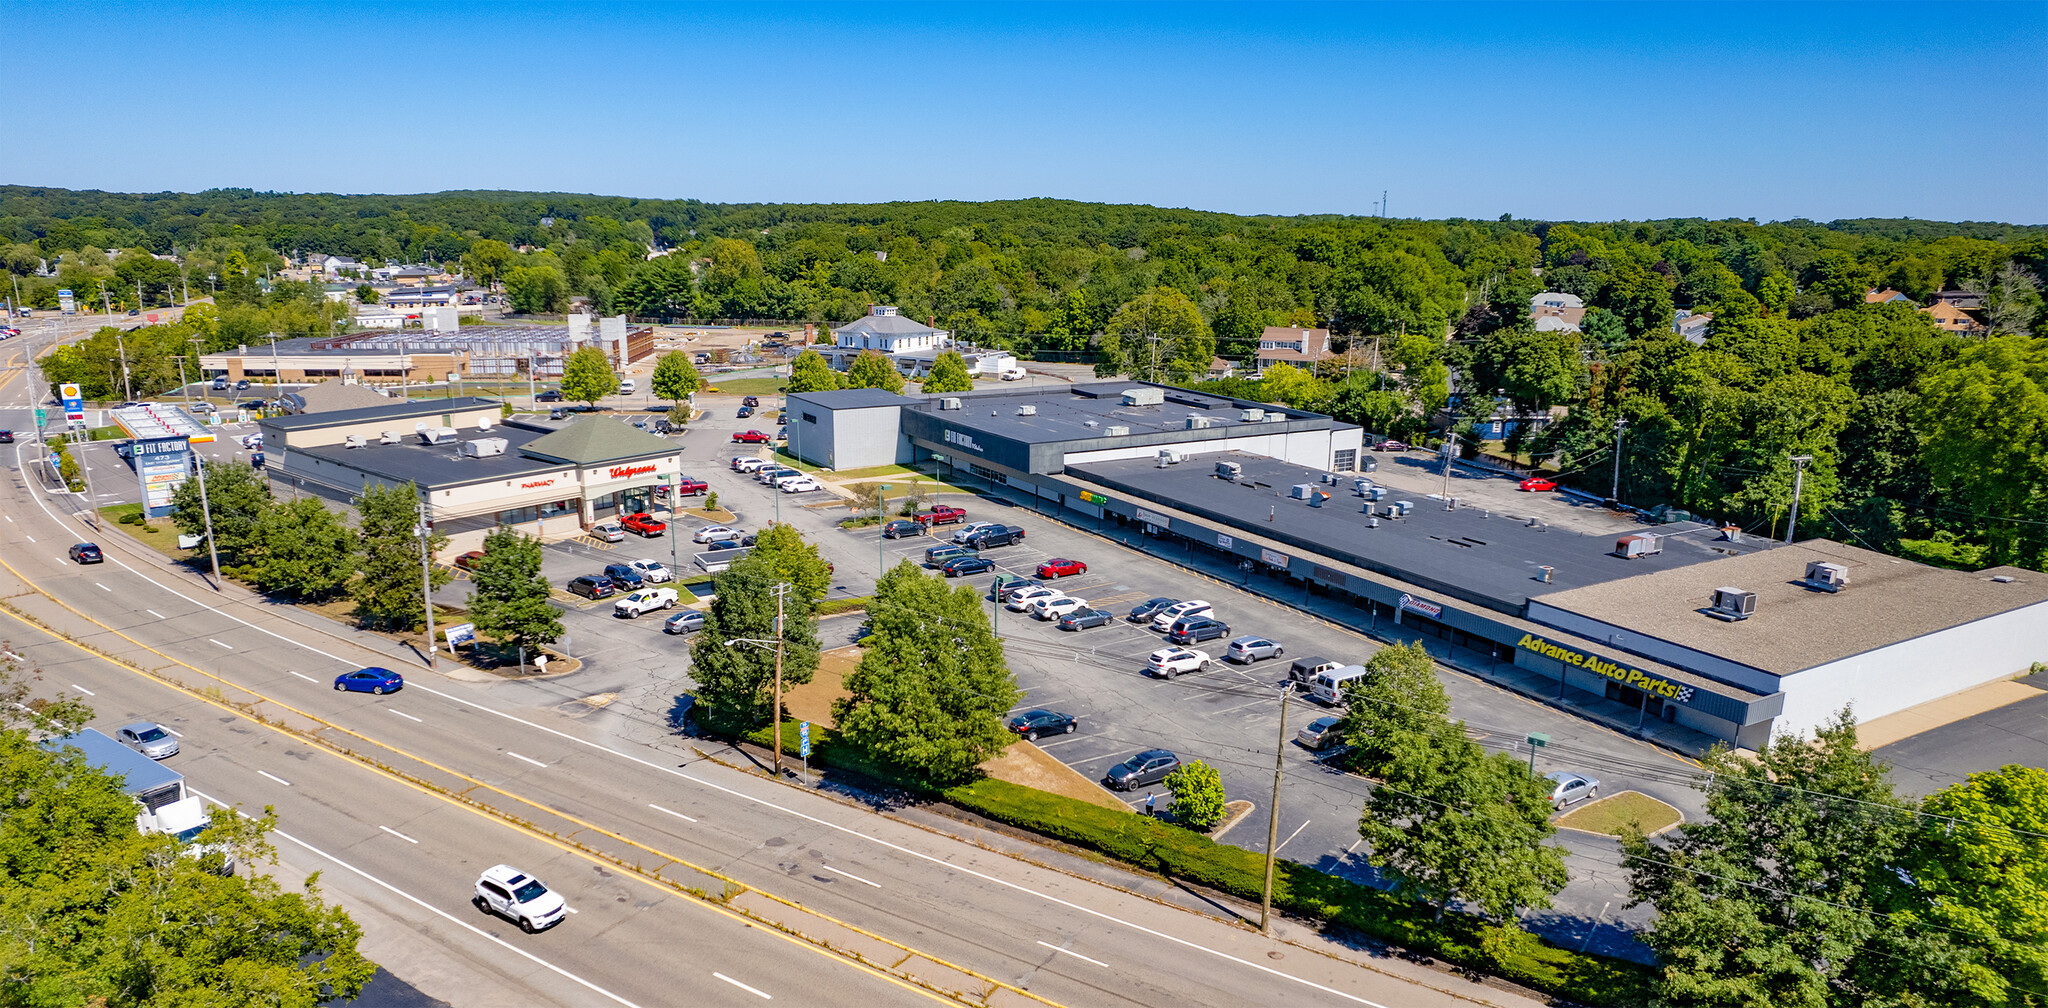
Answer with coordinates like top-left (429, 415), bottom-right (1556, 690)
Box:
top-left (1373, 439), bottom-right (1410, 452)
top-left (1519, 477), bottom-right (1558, 492)
top-left (1037, 558), bottom-right (1088, 579)
top-left (453, 551), bottom-right (487, 571)
top-left (912, 505), bottom-right (968, 526)
top-left (620, 512), bottom-right (668, 537)
top-left (671, 477), bottom-right (708, 496)
top-left (732, 430), bottom-right (771, 444)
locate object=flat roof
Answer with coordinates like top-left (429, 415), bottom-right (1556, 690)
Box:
top-left (906, 382), bottom-right (1327, 448)
top-left (261, 397), bottom-right (501, 431)
top-left (1067, 451), bottom-right (1763, 613)
top-left (286, 420), bottom-right (561, 489)
top-left (792, 388), bottom-right (918, 410)
top-left (1532, 540), bottom-right (2048, 674)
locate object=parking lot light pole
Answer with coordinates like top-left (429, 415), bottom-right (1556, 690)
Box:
top-left (877, 484), bottom-right (891, 577)
top-left (416, 500), bottom-right (438, 671)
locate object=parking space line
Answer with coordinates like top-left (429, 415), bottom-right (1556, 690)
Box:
top-left (823, 865), bottom-right (884, 888)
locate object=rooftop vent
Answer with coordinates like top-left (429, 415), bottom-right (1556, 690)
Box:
top-left (1353, 478), bottom-right (1375, 495)
top-left (1290, 483), bottom-right (1316, 499)
top-left (1186, 416), bottom-right (1213, 430)
top-left (1391, 500), bottom-right (1415, 517)
top-left (342, 434), bottom-right (365, 449)
top-left (1261, 412), bottom-right (1286, 423)
top-left (460, 437), bottom-right (507, 458)
top-left (1239, 408), bottom-right (1266, 422)
top-left (379, 430), bottom-right (401, 444)
top-left (1537, 565), bottom-right (1555, 583)
top-left (939, 397), bottom-right (962, 410)
top-left (1707, 587), bottom-right (1757, 621)
top-left (1992, 574), bottom-right (2016, 583)
top-left (1804, 561), bottom-right (1849, 592)
top-left (1157, 448), bottom-right (1185, 465)
top-left (1122, 388), bottom-right (1165, 407)
top-left (1082, 419), bottom-right (1099, 428)
top-left (1104, 425), bottom-right (1130, 436)
top-left (1016, 404), bottom-right (1037, 416)
top-left (1215, 461), bottom-right (1243, 480)
top-left (1614, 533), bottom-right (1662, 559)
top-left (420, 426), bottom-right (459, 445)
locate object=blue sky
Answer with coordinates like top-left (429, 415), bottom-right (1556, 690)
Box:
top-left (10, 2), bottom-right (2045, 222)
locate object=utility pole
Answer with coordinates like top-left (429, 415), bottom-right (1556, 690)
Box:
top-left (772, 583), bottom-right (790, 777)
top-left (112, 328), bottom-right (133, 401)
top-left (191, 453), bottom-right (221, 589)
top-left (1610, 419), bottom-right (1628, 503)
top-left (1440, 434), bottom-right (1456, 509)
top-left (1785, 455), bottom-right (1813, 543)
top-left (878, 484), bottom-right (892, 577)
top-left (417, 500), bottom-right (439, 670)
top-left (1260, 681), bottom-right (1292, 933)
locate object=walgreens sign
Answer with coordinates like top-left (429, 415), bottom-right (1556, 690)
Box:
top-left (609, 463), bottom-right (656, 480)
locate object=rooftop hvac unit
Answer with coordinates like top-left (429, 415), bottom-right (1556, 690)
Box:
top-left (1308, 490), bottom-right (1329, 508)
top-left (1353, 478), bottom-right (1375, 495)
top-left (1016, 405), bottom-right (1037, 416)
top-left (1614, 533), bottom-right (1662, 559)
top-left (1708, 587), bottom-right (1757, 622)
top-left (1359, 457), bottom-right (1378, 473)
top-left (1261, 412), bottom-right (1286, 423)
top-left (460, 437), bottom-right (508, 458)
top-left (1365, 486), bottom-right (1386, 501)
top-left (939, 397), bottom-right (962, 410)
top-left (1392, 500), bottom-right (1415, 517)
top-left (342, 434), bottom-right (365, 449)
top-left (421, 426), bottom-right (459, 444)
top-left (1082, 419), bottom-right (1100, 428)
top-left (379, 430), bottom-right (401, 444)
top-left (1804, 561), bottom-right (1849, 592)
top-left (1157, 449), bottom-right (1185, 465)
top-left (1290, 483), bottom-right (1316, 499)
top-left (1121, 387), bottom-right (1165, 406)
top-left (1186, 416), bottom-right (1213, 430)
top-left (1104, 425), bottom-right (1130, 436)
top-left (1215, 461), bottom-right (1243, 480)
top-left (1239, 408), bottom-right (1266, 422)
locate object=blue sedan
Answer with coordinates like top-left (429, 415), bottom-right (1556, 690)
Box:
top-left (334, 667), bottom-right (404, 694)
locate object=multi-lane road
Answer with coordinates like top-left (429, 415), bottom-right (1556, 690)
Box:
top-left (0, 333), bottom-right (1538, 1005)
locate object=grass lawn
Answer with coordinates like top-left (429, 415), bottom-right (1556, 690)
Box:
top-left (830, 463), bottom-right (929, 481)
top-left (700, 377), bottom-right (786, 396)
top-left (1556, 790), bottom-right (1683, 837)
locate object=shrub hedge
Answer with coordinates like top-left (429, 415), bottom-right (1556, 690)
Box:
top-left (741, 719), bottom-right (1652, 1006)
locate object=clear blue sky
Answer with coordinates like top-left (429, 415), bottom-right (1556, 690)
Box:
top-left (11, 2), bottom-right (2045, 223)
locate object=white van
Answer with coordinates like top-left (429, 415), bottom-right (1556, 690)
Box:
top-left (1309, 664), bottom-right (1369, 705)
top-left (618, 378), bottom-right (636, 394)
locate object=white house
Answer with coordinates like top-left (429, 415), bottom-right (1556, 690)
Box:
top-left (832, 305), bottom-right (946, 354)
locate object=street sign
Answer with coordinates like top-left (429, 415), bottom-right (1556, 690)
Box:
top-left (799, 721), bottom-right (811, 758)
top-left (444, 623), bottom-right (476, 648)
top-left (33, 408), bottom-right (46, 426)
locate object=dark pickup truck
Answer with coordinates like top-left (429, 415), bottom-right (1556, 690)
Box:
top-left (913, 505), bottom-right (968, 526)
top-left (964, 524), bottom-right (1027, 549)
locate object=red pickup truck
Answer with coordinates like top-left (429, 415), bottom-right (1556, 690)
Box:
top-left (620, 512), bottom-right (668, 537)
top-left (913, 505), bottom-right (968, 526)
top-left (669, 477), bottom-right (708, 496)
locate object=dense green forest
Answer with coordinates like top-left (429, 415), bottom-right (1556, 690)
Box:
top-left (5, 185), bottom-right (2046, 568)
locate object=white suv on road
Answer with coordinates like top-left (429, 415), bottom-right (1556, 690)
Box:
top-left (473, 864), bottom-right (567, 933)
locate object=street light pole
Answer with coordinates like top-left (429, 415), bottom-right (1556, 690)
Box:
top-left (1610, 419), bottom-right (1629, 503)
top-left (112, 328), bottom-right (133, 402)
top-left (772, 585), bottom-right (787, 776)
top-left (417, 500), bottom-right (439, 671)
top-left (1786, 455), bottom-right (1814, 543)
top-left (878, 483), bottom-right (892, 578)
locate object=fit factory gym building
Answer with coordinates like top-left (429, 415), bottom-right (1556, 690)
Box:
top-left (258, 398), bottom-right (683, 556)
top-left (790, 382), bottom-right (2048, 749)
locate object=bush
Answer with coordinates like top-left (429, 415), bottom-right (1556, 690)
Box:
top-left (705, 491), bottom-right (719, 510)
top-left (728, 719), bottom-right (1652, 1006)
top-left (816, 596), bottom-right (871, 616)
top-left (1164, 760), bottom-right (1227, 828)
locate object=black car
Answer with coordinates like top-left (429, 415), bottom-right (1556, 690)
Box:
top-left (1104, 749), bottom-right (1181, 791)
top-left (602, 563), bottom-right (645, 590)
top-left (881, 519), bottom-right (924, 539)
top-left (535, 390), bottom-right (565, 402)
top-left (940, 556), bottom-right (995, 578)
top-left (566, 575), bottom-right (617, 600)
top-left (965, 524), bottom-right (1026, 549)
top-left (68, 543), bottom-right (104, 564)
top-left (234, 379), bottom-right (251, 389)
top-left (1167, 616), bottom-right (1232, 645)
top-left (1057, 607), bottom-right (1115, 631)
top-left (1128, 597), bottom-right (1179, 623)
top-left (743, 395), bottom-right (760, 407)
top-left (0, 430), bottom-right (12, 444)
top-left (737, 405), bottom-right (754, 418)
top-left (777, 413), bottom-right (789, 425)
top-left (1007, 709), bottom-right (1077, 741)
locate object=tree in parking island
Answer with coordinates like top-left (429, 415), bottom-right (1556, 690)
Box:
top-left (560, 345), bottom-right (620, 408)
top-left (919, 350), bottom-right (975, 394)
top-left (785, 349), bottom-right (840, 394)
top-left (348, 481), bottom-right (449, 630)
top-left (1163, 760), bottom-right (1226, 829)
top-left (746, 523), bottom-right (834, 603)
top-left (688, 551), bottom-right (821, 726)
top-left (245, 496), bottom-right (356, 600)
top-left (650, 349), bottom-right (702, 411)
top-left (1332, 641), bottom-right (1452, 778)
top-left (466, 525), bottom-right (562, 658)
top-left (834, 560), bottom-right (1019, 784)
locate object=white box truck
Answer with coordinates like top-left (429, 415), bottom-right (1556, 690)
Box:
top-left (46, 728), bottom-right (234, 871)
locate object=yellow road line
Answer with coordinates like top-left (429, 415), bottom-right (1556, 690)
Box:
top-left (0, 552), bottom-right (1063, 1007)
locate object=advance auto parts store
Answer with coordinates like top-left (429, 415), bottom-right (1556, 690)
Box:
top-left (260, 398), bottom-right (683, 556)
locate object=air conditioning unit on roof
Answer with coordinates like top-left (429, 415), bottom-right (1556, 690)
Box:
top-left (939, 397), bottom-right (962, 410)
top-left (1104, 425), bottom-right (1130, 436)
top-left (1240, 408), bottom-right (1265, 422)
top-left (421, 426), bottom-right (459, 444)
top-left (1708, 587), bottom-right (1757, 621)
top-left (1804, 561), bottom-right (1849, 592)
top-left (1216, 461), bottom-right (1242, 480)
top-left (380, 430), bottom-right (401, 444)
top-left (342, 434), bottom-right (365, 449)
top-left (1186, 416), bottom-right (1213, 430)
top-left (1016, 404), bottom-right (1036, 416)
top-left (460, 437), bottom-right (508, 458)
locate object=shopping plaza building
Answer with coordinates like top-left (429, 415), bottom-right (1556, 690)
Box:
top-left (788, 381), bottom-right (2048, 749)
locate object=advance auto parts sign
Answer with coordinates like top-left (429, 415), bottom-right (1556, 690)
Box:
top-left (1516, 633), bottom-right (1696, 703)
